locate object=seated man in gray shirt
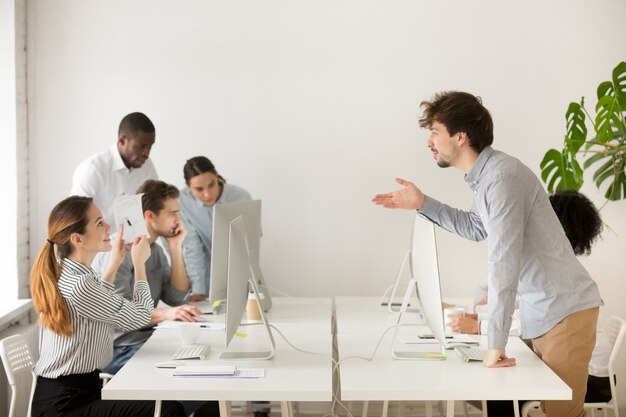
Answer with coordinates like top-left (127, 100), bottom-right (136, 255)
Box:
top-left (93, 179), bottom-right (201, 374)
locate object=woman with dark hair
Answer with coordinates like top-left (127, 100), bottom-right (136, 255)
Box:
top-left (180, 156), bottom-right (251, 301)
top-left (30, 196), bottom-right (184, 417)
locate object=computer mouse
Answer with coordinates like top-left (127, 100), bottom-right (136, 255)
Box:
top-left (154, 361), bottom-right (186, 369)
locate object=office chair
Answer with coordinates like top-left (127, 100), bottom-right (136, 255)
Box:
top-left (0, 334), bottom-right (36, 417)
top-left (521, 315), bottom-right (625, 417)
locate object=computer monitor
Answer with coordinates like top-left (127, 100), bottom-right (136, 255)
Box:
top-left (209, 200), bottom-right (271, 310)
top-left (391, 213), bottom-right (447, 360)
top-left (220, 216), bottom-right (275, 360)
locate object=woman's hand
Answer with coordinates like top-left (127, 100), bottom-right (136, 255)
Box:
top-left (107, 224), bottom-right (127, 271)
top-left (131, 235), bottom-right (151, 267)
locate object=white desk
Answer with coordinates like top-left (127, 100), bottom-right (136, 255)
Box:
top-left (334, 297), bottom-right (571, 417)
top-left (102, 297), bottom-right (333, 417)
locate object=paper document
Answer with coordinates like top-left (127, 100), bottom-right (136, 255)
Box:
top-left (400, 334), bottom-right (479, 345)
top-left (114, 194), bottom-right (150, 242)
top-left (157, 321), bottom-right (225, 331)
top-left (173, 366), bottom-right (265, 378)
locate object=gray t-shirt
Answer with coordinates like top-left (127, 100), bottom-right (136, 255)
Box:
top-left (92, 241), bottom-right (187, 346)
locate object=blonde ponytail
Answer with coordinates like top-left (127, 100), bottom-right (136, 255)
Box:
top-left (30, 241), bottom-right (71, 336)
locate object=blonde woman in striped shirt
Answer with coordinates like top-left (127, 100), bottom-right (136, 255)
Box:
top-left (30, 196), bottom-right (184, 417)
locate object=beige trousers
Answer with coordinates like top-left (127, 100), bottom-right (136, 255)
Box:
top-left (532, 307), bottom-right (599, 417)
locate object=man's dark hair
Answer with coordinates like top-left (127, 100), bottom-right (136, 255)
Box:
top-left (118, 112), bottom-right (155, 137)
top-left (137, 180), bottom-right (179, 215)
top-left (550, 190), bottom-right (603, 256)
top-left (419, 91), bottom-right (494, 153)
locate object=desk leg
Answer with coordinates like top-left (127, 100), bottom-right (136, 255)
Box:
top-left (219, 401), bottom-right (232, 417)
top-left (362, 401), bottom-right (369, 417)
top-left (382, 400), bottom-right (389, 417)
top-left (281, 401), bottom-right (294, 417)
top-left (425, 401), bottom-right (433, 417)
top-left (153, 400), bottom-right (162, 417)
top-left (513, 400), bottom-right (520, 417)
top-left (446, 400), bottom-right (455, 417)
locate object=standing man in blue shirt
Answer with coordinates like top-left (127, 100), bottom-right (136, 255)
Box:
top-left (372, 91), bottom-right (602, 417)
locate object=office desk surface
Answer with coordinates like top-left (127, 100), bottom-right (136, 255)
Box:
top-left (335, 297), bottom-right (571, 402)
top-left (102, 297), bottom-right (333, 402)
top-left (337, 333), bottom-right (571, 401)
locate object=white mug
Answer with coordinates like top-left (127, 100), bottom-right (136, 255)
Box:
top-left (179, 324), bottom-right (200, 345)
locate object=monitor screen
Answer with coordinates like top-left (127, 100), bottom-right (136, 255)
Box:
top-left (224, 216), bottom-right (252, 348)
top-left (410, 213), bottom-right (446, 347)
top-left (210, 200), bottom-right (262, 305)
top-left (220, 215), bottom-right (275, 360)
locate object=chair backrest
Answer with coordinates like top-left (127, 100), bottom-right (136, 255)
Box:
top-left (0, 334), bottom-right (36, 417)
top-left (605, 316), bottom-right (626, 377)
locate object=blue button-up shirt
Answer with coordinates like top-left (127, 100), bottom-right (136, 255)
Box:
top-left (179, 183), bottom-right (252, 295)
top-left (419, 146), bottom-right (603, 349)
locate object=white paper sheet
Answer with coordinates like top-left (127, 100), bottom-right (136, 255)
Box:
top-left (113, 194), bottom-right (150, 242)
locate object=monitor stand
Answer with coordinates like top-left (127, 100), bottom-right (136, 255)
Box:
top-left (381, 250), bottom-right (411, 313)
top-left (220, 277), bottom-right (276, 360)
top-left (390, 278), bottom-right (446, 361)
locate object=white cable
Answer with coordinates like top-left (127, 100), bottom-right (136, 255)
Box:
top-left (379, 284), bottom-right (394, 305)
top-left (268, 324), bottom-right (329, 358)
top-left (268, 324), bottom-right (349, 417)
top-left (266, 322), bottom-right (397, 417)
top-left (328, 325), bottom-right (397, 417)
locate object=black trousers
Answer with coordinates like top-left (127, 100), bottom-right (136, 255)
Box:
top-left (31, 370), bottom-right (185, 417)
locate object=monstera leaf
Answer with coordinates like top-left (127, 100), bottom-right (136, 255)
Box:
top-left (540, 148), bottom-right (583, 193)
top-left (541, 61), bottom-right (626, 201)
top-left (564, 100), bottom-right (587, 154)
top-left (595, 95), bottom-right (623, 143)
top-left (585, 147), bottom-right (626, 200)
top-left (611, 61), bottom-right (626, 111)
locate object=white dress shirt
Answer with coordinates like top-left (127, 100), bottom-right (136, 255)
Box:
top-left (70, 144), bottom-right (158, 231)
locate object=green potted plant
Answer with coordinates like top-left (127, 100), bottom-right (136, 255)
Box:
top-left (540, 61), bottom-right (626, 200)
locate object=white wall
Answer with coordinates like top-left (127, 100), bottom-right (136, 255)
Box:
top-left (27, 0), bottom-right (626, 409)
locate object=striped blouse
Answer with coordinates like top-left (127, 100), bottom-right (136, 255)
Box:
top-left (34, 258), bottom-right (153, 378)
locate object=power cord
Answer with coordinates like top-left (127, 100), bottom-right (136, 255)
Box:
top-left (268, 322), bottom-right (398, 417)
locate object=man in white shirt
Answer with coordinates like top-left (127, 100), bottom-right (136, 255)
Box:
top-left (70, 112), bottom-right (158, 231)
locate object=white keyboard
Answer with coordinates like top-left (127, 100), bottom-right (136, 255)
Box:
top-left (455, 346), bottom-right (486, 362)
top-left (171, 344), bottom-right (210, 360)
